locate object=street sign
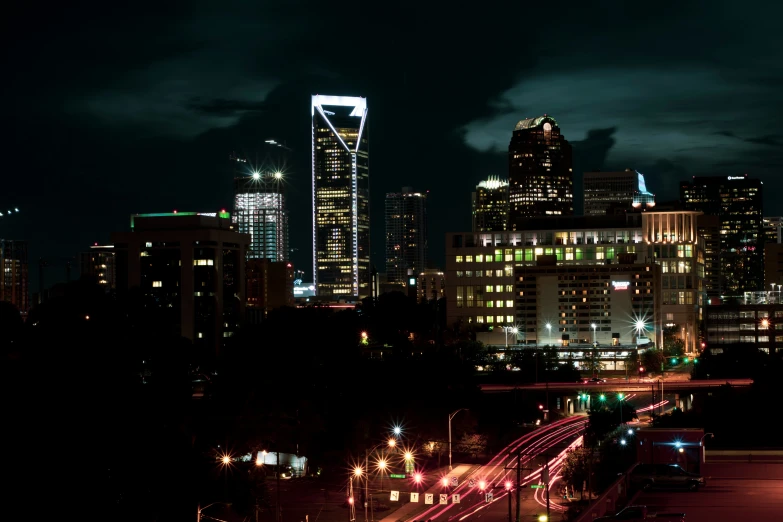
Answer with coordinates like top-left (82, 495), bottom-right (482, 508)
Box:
top-left (410, 493), bottom-right (419, 503)
top-left (389, 474), bottom-right (406, 479)
top-left (439, 494), bottom-right (448, 505)
top-left (485, 493), bottom-right (493, 503)
top-left (450, 476), bottom-right (459, 487)
top-left (425, 494), bottom-right (434, 505)
top-left (452, 494), bottom-right (461, 504)
top-left (469, 479), bottom-right (475, 487)
top-left (390, 491), bottom-right (399, 502)
top-left (530, 485), bottom-right (545, 489)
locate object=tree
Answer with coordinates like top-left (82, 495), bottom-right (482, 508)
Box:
top-left (663, 324), bottom-right (685, 357)
top-left (641, 349), bottom-right (665, 374)
top-left (457, 433), bottom-right (487, 457)
top-left (560, 447), bottom-right (590, 498)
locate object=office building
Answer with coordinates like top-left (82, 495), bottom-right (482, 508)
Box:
top-left (472, 176), bottom-right (509, 232)
top-left (112, 211), bottom-right (249, 356)
top-left (680, 174), bottom-right (763, 295)
top-left (583, 169), bottom-right (655, 215)
top-left (508, 115), bottom-right (573, 226)
top-left (385, 187), bottom-right (428, 284)
top-left (445, 210), bottom-right (703, 352)
top-left (704, 292), bottom-right (783, 353)
top-left (311, 95), bottom-right (370, 299)
top-left (0, 239), bottom-right (29, 314)
top-left (246, 259), bottom-right (294, 322)
top-left (763, 216), bottom-right (783, 244)
top-left (417, 269), bottom-right (445, 302)
top-left (80, 244), bottom-right (117, 291)
top-left (697, 215), bottom-right (721, 302)
top-left (231, 141), bottom-right (290, 262)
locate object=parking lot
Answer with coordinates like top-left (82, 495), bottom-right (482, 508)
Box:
top-left (633, 478), bottom-right (783, 520)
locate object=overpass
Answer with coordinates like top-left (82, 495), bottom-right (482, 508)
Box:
top-left (480, 379), bottom-right (753, 393)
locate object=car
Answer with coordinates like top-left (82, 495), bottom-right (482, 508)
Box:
top-left (629, 464), bottom-right (705, 491)
top-left (583, 377), bottom-right (607, 384)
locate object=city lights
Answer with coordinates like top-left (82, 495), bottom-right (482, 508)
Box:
top-left (620, 439), bottom-right (627, 446)
top-left (393, 426), bottom-right (402, 436)
top-left (478, 479), bottom-right (487, 490)
top-left (354, 466), bottom-right (363, 477)
top-left (442, 477), bottom-right (450, 487)
top-left (413, 472), bottom-right (423, 484)
top-left (505, 480), bottom-right (513, 490)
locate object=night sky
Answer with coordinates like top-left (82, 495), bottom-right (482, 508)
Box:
top-left (4, 2), bottom-right (782, 289)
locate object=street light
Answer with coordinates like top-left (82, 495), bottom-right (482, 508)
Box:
top-left (503, 326), bottom-right (519, 349)
top-left (545, 323), bottom-right (552, 346)
top-left (448, 408), bottom-right (468, 471)
top-left (618, 393), bottom-right (625, 423)
top-left (363, 439), bottom-right (396, 522)
top-left (700, 432), bottom-right (714, 463)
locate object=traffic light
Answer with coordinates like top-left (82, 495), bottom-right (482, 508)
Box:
top-left (348, 497), bottom-right (354, 505)
top-left (599, 394), bottom-right (606, 401)
top-left (442, 477), bottom-right (450, 487)
top-left (693, 358), bottom-right (699, 363)
top-left (538, 515), bottom-right (548, 522)
top-left (505, 480), bottom-right (512, 490)
top-left (638, 367), bottom-right (645, 373)
top-left (478, 480), bottom-right (487, 491)
top-left (671, 358), bottom-right (677, 364)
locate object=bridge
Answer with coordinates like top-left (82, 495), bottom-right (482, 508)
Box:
top-left (480, 379), bottom-right (753, 393)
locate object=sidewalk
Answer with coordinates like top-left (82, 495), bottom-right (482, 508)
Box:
top-left (378, 464), bottom-right (476, 522)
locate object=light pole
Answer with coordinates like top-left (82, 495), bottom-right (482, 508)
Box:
top-left (700, 432), bottom-right (714, 463)
top-left (503, 326), bottom-right (519, 349)
top-left (545, 323), bottom-right (552, 346)
top-left (448, 408), bottom-right (468, 471)
top-left (363, 439), bottom-right (395, 522)
top-left (618, 393), bottom-right (625, 424)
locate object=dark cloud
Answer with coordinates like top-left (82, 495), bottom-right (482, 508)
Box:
top-left (715, 131), bottom-right (782, 147)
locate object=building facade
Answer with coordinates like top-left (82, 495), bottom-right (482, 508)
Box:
top-left (417, 269), bottom-right (445, 302)
top-left (445, 211), bottom-right (703, 352)
top-left (763, 216), bottom-right (783, 244)
top-left (583, 169), bottom-right (655, 215)
top-left (112, 212), bottom-right (249, 356)
top-left (385, 187), bottom-right (428, 284)
top-left (696, 214), bottom-right (721, 301)
top-left (680, 174), bottom-right (763, 295)
top-left (704, 292), bottom-right (783, 353)
top-left (80, 244), bottom-right (117, 291)
top-left (472, 176), bottom-right (509, 232)
top-left (311, 95), bottom-right (370, 299)
top-left (508, 115), bottom-right (573, 226)
top-left (246, 259), bottom-right (294, 322)
top-left (0, 239), bottom-right (28, 314)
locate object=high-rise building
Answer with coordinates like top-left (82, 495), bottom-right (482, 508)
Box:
top-left (0, 239), bottom-right (28, 314)
top-left (417, 269), bottom-right (445, 302)
top-left (583, 169), bottom-right (656, 215)
top-left (231, 141), bottom-right (290, 262)
top-left (472, 176), bottom-right (509, 232)
top-left (80, 244), bottom-right (117, 292)
top-left (680, 174), bottom-right (763, 294)
top-left (311, 95), bottom-right (370, 299)
top-left (697, 214), bottom-right (721, 301)
top-left (763, 216), bottom-right (783, 245)
top-left (385, 187), bottom-right (428, 284)
top-left (112, 211), bottom-right (249, 356)
top-left (508, 115), bottom-right (573, 226)
top-left (246, 259), bottom-right (294, 322)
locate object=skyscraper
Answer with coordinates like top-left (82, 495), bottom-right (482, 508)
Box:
top-left (680, 174), bottom-right (764, 294)
top-left (80, 244), bottom-right (117, 292)
top-left (312, 95), bottom-right (370, 299)
top-left (472, 176), bottom-right (509, 232)
top-left (508, 115), bottom-right (573, 227)
top-left (385, 187), bottom-right (428, 284)
top-left (231, 140), bottom-right (290, 262)
top-left (583, 169), bottom-right (655, 215)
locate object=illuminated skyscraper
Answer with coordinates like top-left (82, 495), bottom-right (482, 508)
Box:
top-left (472, 176), bottom-right (509, 232)
top-left (385, 187), bottom-right (428, 284)
top-left (583, 169), bottom-right (655, 215)
top-left (312, 95), bottom-right (370, 299)
top-left (231, 140), bottom-right (290, 262)
top-left (681, 174), bottom-right (763, 294)
top-left (508, 115), bottom-right (573, 227)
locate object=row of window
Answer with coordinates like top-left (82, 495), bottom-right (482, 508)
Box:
top-left (455, 245), bottom-right (640, 263)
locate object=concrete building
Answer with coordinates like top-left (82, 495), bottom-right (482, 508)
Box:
top-left (583, 169), bottom-right (655, 215)
top-left (112, 211), bottom-right (249, 356)
top-left (417, 269), bottom-right (445, 302)
top-left (80, 244), bottom-right (117, 292)
top-left (445, 210), bottom-right (703, 352)
top-left (763, 216), bottom-right (783, 244)
top-left (765, 243), bottom-right (783, 290)
top-left (472, 176), bottom-right (509, 232)
top-left (246, 259), bottom-right (294, 322)
top-left (0, 239), bottom-right (28, 315)
top-left (385, 187), bottom-right (428, 284)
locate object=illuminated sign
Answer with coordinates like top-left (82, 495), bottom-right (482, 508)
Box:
top-left (612, 281), bottom-right (630, 290)
top-left (294, 283), bottom-right (316, 297)
top-left (727, 176), bottom-right (745, 180)
top-left (409, 277), bottom-right (417, 286)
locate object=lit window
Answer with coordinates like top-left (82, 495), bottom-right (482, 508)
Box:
top-left (198, 333), bottom-right (203, 339)
top-left (506, 300), bottom-right (513, 308)
top-left (506, 316), bottom-right (513, 323)
top-left (152, 281), bottom-right (162, 288)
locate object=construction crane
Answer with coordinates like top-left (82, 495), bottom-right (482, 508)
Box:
top-left (0, 207), bottom-right (20, 219)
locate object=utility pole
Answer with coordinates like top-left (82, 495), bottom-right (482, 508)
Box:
top-left (277, 451), bottom-right (281, 522)
top-left (516, 451), bottom-right (521, 522)
top-left (544, 461), bottom-right (550, 522)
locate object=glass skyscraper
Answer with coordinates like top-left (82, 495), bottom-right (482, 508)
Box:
top-left (508, 115), bottom-right (573, 227)
top-left (583, 169), bottom-right (656, 215)
top-left (472, 176), bottom-right (509, 232)
top-left (385, 187), bottom-right (428, 284)
top-left (311, 95), bottom-right (370, 299)
top-left (231, 140), bottom-right (290, 262)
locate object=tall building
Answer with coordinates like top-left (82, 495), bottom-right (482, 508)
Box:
top-left (0, 239), bottom-right (28, 314)
top-left (112, 211), bottom-right (249, 356)
top-left (508, 115), bottom-right (573, 226)
top-left (385, 187), bottom-right (428, 284)
top-left (312, 95), bottom-right (370, 299)
top-left (417, 269), bottom-right (445, 303)
top-left (80, 244), bottom-right (117, 291)
top-left (246, 259), bottom-right (294, 322)
top-left (680, 174), bottom-right (763, 295)
top-left (763, 216), bottom-right (783, 245)
top-left (472, 176), bottom-right (509, 232)
top-left (697, 215), bottom-right (721, 301)
top-left (583, 169), bottom-right (656, 215)
top-left (231, 141), bottom-right (290, 262)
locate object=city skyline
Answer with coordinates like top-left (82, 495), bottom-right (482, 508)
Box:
top-left (3, 3), bottom-right (783, 290)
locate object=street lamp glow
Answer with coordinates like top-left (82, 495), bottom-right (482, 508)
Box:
top-left (478, 479), bottom-right (487, 490)
top-left (441, 477), bottom-right (450, 487)
top-left (505, 480), bottom-right (512, 490)
top-left (618, 393), bottom-right (625, 400)
top-left (274, 171), bottom-right (282, 179)
top-left (393, 426), bottom-right (402, 436)
top-left (538, 515), bottom-right (548, 522)
top-left (413, 472), bottom-right (423, 483)
top-left (627, 429), bottom-right (634, 436)
top-left (252, 172), bottom-right (261, 180)
top-left (599, 394), bottom-right (606, 401)
top-left (354, 466), bottom-right (363, 477)
top-left (404, 451), bottom-right (413, 461)
top-left (377, 459), bottom-right (387, 471)
top-left (221, 455), bottom-right (231, 465)
top-left (388, 439), bottom-right (396, 448)
top-left (620, 439), bottom-right (627, 446)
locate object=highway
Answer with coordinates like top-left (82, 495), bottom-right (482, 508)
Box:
top-left (480, 379), bottom-right (753, 393)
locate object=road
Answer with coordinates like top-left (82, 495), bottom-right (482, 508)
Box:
top-left (480, 379), bottom-right (753, 393)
